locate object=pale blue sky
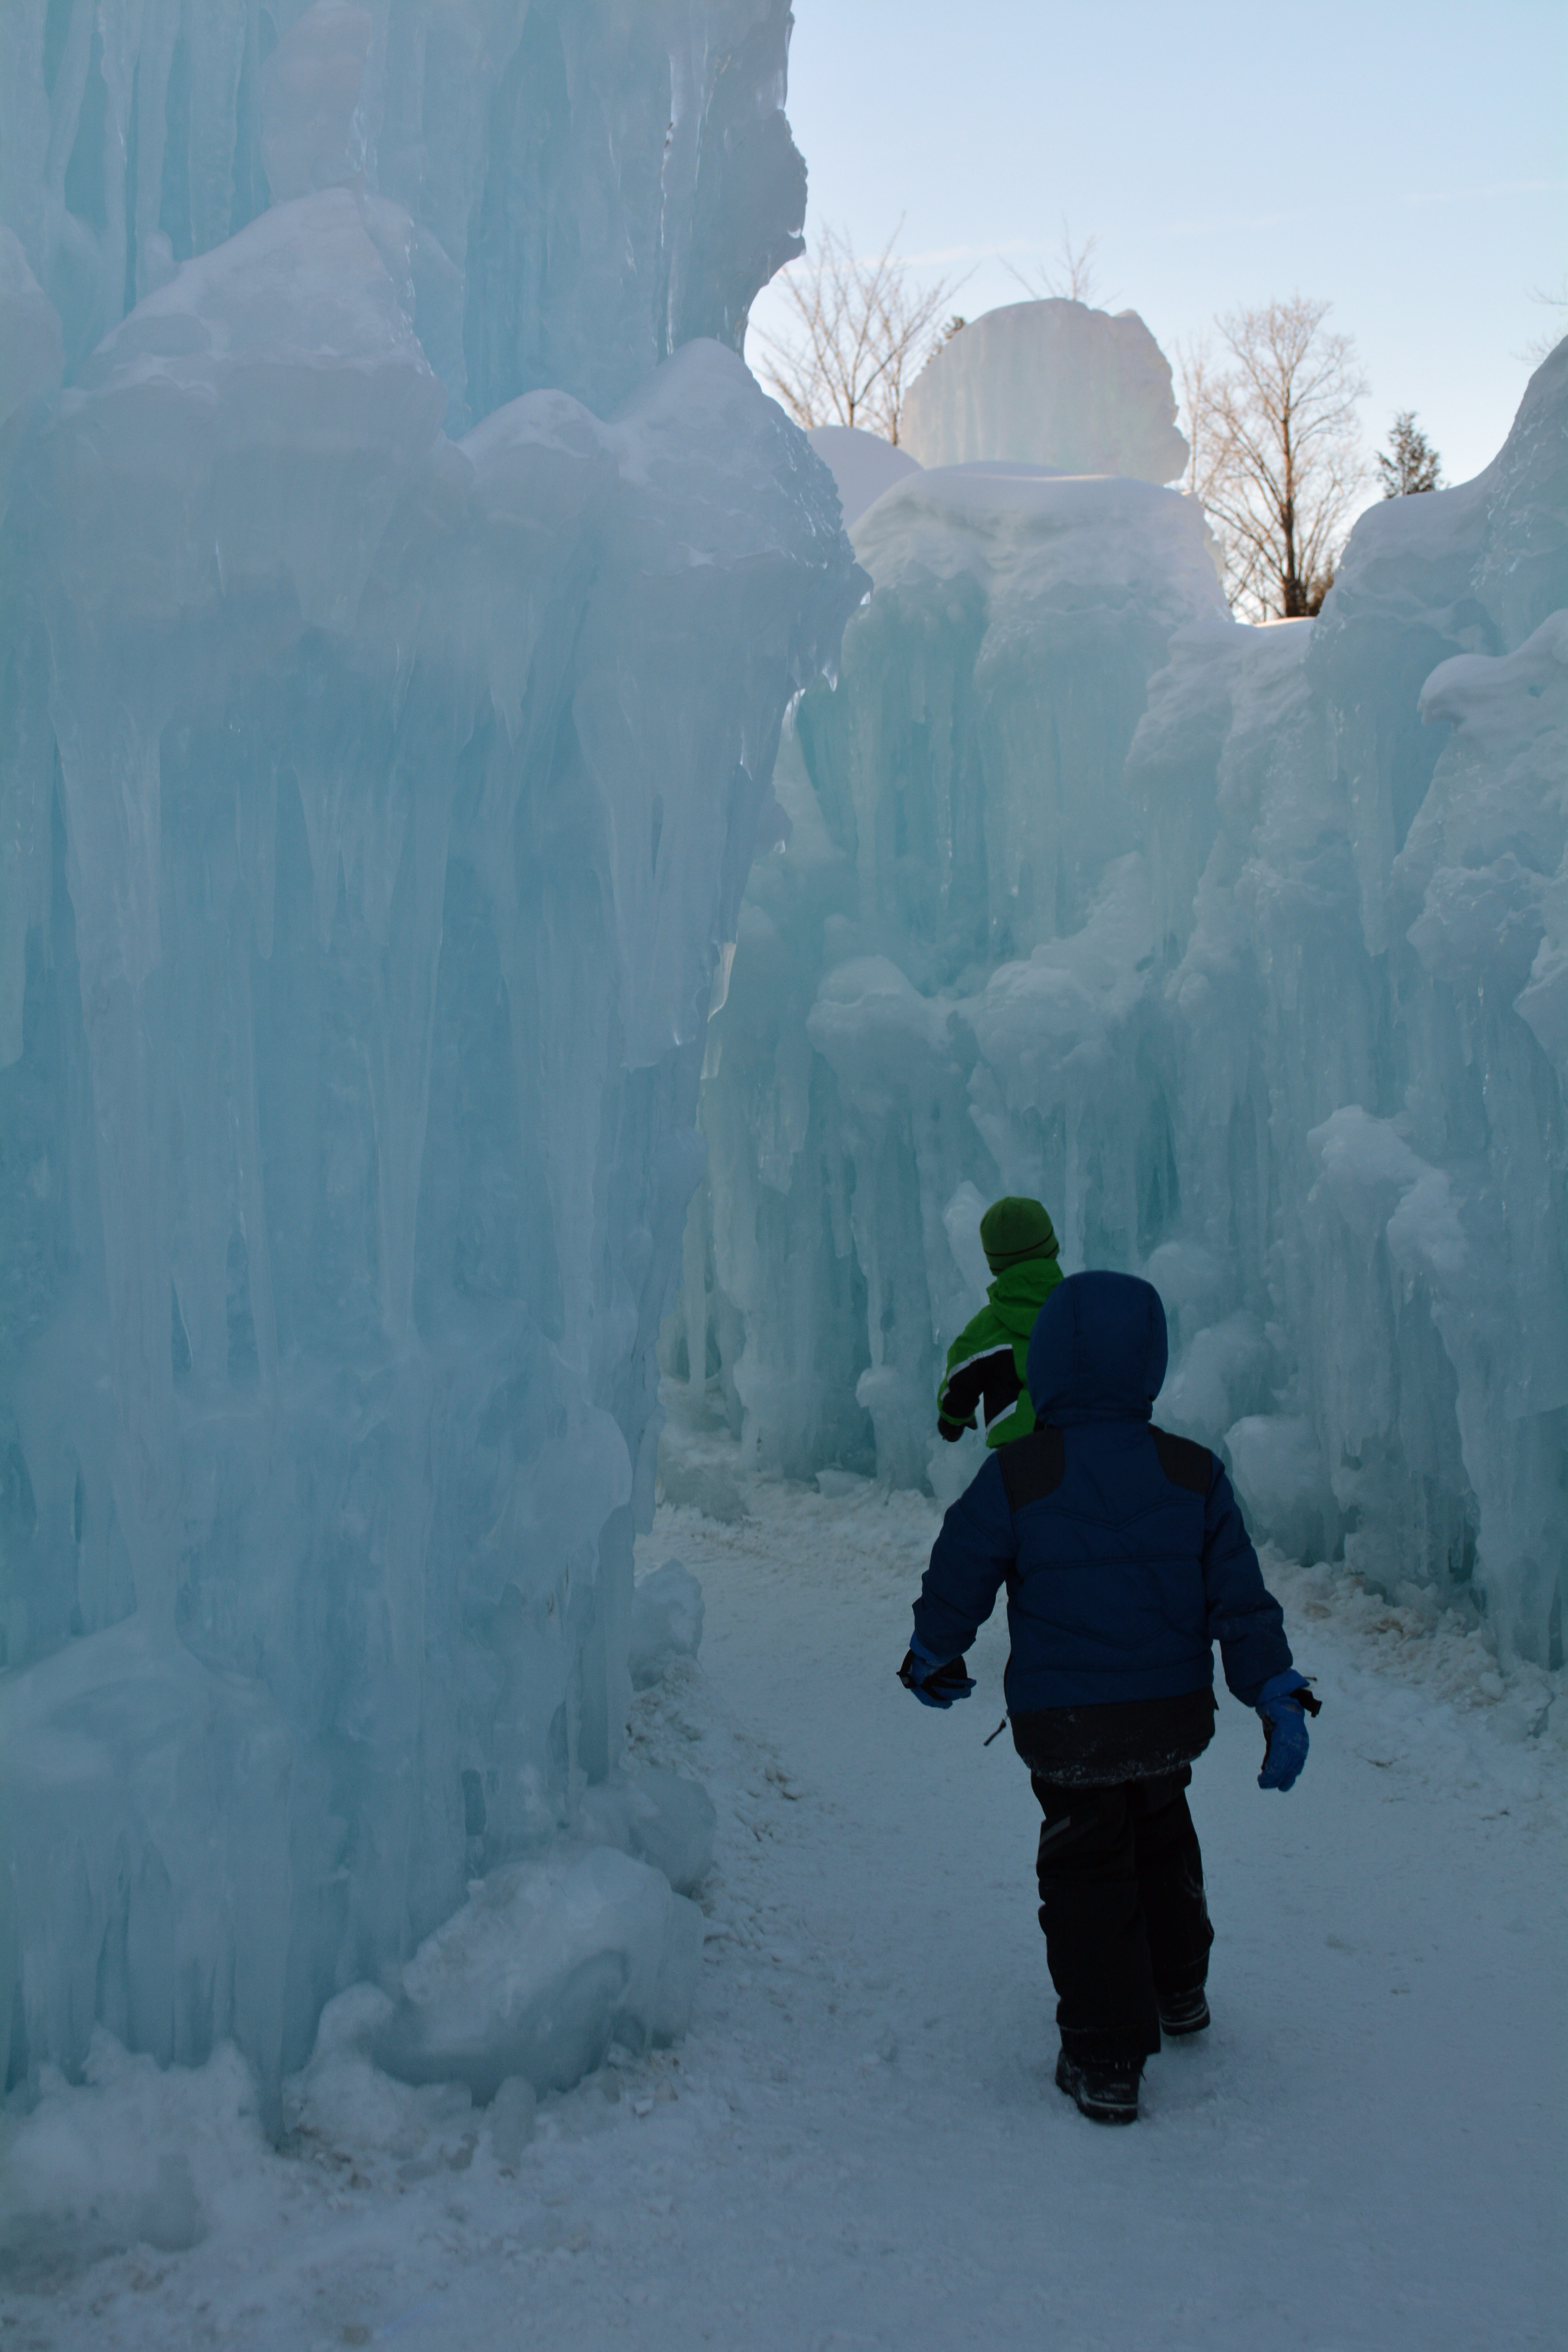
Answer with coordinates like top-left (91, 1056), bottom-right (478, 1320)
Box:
top-left (753, 0), bottom-right (1567, 489)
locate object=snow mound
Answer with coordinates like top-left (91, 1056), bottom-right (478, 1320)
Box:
top-left (0, 2033), bottom-right (270, 2285)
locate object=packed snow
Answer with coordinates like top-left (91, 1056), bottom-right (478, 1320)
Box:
top-left (0, 1458), bottom-right (1561, 2347)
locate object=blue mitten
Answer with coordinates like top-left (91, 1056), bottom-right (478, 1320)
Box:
top-left (1256, 1669), bottom-right (1320, 1791)
top-left (898, 1639), bottom-right (975, 1709)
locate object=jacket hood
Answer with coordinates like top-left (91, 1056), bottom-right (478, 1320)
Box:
top-left (987, 1254), bottom-right (1063, 1338)
top-left (1026, 1271), bottom-right (1168, 1425)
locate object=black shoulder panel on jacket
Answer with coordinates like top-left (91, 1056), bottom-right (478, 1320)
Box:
top-left (1000, 1425), bottom-right (1065, 1512)
top-left (1150, 1425), bottom-right (1214, 1496)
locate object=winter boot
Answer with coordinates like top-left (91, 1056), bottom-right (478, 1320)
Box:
top-left (1054, 2047), bottom-right (1141, 2125)
top-left (1157, 1987), bottom-right (1210, 2038)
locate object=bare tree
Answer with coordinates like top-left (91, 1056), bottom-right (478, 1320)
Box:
top-left (1184, 296), bottom-right (1369, 621)
top-left (1002, 219), bottom-right (1109, 307)
top-left (747, 224), bottom-right (964, 445)
top-left (1520, 278), bottom-right (1568, 367)
top-left (1377, 411), bottom-right (1442, 497)
top-left (1175, 334), bottom-right (1224, 505)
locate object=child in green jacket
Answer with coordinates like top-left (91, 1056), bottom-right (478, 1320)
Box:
top-left (936, 1196), bottom-right (1063, 1448)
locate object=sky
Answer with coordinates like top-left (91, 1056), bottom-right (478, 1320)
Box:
top-left (750, 0), bottom-right (1568, 492)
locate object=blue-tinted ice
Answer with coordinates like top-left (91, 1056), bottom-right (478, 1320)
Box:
top-left (0, 0), bottom-right (858, 2100)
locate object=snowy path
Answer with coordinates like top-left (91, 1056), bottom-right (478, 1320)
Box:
top-left (7, 1477), bottom-right (1565, 2351)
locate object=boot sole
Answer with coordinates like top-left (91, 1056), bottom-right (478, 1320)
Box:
top-left (1158, 2002), bottom-right (1210, 2038)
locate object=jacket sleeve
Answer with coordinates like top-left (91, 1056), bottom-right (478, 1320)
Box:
top-left (936, 1310), bottom-right (984, 1432)
top-left (1200, 1462), bottom-right (1294, 1704)
top-left (936, 1310), bottom-right (1019, 1438)
top-left (912, 1454), bottom-right (1018, 1662)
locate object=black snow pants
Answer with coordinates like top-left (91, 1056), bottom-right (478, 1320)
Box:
top-left (1031, 1768), bottom-right (1214, 2065)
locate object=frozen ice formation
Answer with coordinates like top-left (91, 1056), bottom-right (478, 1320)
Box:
top-left (353, 1845), bottom-right (704, 2102)
top-left (580, 1763), bottom-right (717, 1897)
top-left (0, 0), bottom-right (808, 417)
top-left (0, 2031), bottom-right (269, 2280)
top-left (628, 1558), bottom-right (707, 1689)
top-left (0, 0), bottom-right (860, 2111)
top-left (806, 424), bottom-right (923, 525)
top-left (900, 299), bottom-right (1190, 483)
top-left (681, 338), bottom-right (1568, 1668)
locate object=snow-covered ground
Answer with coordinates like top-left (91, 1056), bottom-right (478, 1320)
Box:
top-left (4, 1463), bottom-right (1563, 2351)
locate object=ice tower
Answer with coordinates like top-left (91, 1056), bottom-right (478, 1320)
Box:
top-left (0, 0), bottom-right (862, 2100)
top-left (683, 323), bottom-right (1568, 1675)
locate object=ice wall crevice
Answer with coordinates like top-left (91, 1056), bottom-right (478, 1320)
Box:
top-left (0, 3), bottom-right (859, 2102)
top-left (687, 347), bottom-right (1568, 1673)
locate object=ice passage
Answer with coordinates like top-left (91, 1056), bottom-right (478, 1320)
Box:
top-left (0, 0), bottom-right (1565, 2212)
top-left (0, 0), bottom-right (862, 2106)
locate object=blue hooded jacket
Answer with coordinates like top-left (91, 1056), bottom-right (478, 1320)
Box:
top-left (912, 1271), bottom-right (1293, 1713)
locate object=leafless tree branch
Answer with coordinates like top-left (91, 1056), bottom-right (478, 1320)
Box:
top-left (1519, 278), bottom-right (1568, 368)
top-left (746, 223), bottom-right (967, 445)
top-left (1002, 219), bottom-right (1111, 309)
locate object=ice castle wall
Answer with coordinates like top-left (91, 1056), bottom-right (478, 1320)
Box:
top-left (0, 0), bottom-right (861, 2099)
top-left (684, 347), bottom-right (1568, 1673)
top-left (900, 298), bottom-right (1189, 484)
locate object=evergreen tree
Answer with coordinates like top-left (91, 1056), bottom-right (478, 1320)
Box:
top-left (1377, 411), bottom-right (1442, 497)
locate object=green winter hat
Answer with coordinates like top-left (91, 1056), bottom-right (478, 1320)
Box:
top-left (980, 1195), bottom-right (1059, 1271)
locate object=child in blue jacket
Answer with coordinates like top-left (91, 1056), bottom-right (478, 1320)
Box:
top-left (899, 1270), bottom-right (1318, 2125)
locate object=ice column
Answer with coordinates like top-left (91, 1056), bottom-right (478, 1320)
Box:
top-left (0, 0), bottom-right (860, 2100)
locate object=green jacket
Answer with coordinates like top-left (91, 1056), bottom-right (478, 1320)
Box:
top-left (936, 1256), bottom-right (1064, 1448)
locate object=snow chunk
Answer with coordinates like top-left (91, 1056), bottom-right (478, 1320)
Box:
top-left (0, 2032), bottom-right (269, 2282)
top-left (809, 957), bottom-right (958, 1109)
top-left (1308, 1107), bottom-right (1468, 1292)
top-left (581, 1763), bottom-right (717, 1894)
top-left (1227, 1418), bottom-right (1330, 1563)
top-left (1156, 1311), bottom-right (1270, 1444)
top-left (368, 1848), bottom-right (704, 2102)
